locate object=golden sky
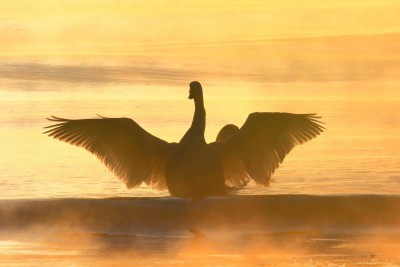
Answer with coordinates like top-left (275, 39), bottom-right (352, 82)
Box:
top-left (1, 0), bottom-right (399, 56)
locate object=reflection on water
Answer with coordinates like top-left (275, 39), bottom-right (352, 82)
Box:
top-left (0, 82), bottom-right (400, 198)
top-left (0, 232), bottom-right (399, 267)
top-left (1, 196), bottom-right (400, 266)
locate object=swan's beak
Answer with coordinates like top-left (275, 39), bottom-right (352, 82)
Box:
top-left (188, 93), bottom-right (194, 99)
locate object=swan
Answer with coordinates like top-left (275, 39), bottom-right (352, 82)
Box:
top-left (45, 81), bottom-right (324, 199)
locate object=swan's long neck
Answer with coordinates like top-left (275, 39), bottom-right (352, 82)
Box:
top-left (192, 95), bottom-right (205, 133)
top-left (181, 93), bottom-right (206, 145)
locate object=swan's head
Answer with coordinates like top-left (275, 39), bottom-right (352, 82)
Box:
top-left (188, 81), bottom-right (202, 100)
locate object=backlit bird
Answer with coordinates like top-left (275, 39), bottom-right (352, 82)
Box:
top-left (45, 81), bottom-right (324, 199)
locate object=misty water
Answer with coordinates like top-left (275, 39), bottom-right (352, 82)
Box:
top-left (1, 0), bottom-right (400, 263)
top-left (1, 63), bottom-right (400, 266)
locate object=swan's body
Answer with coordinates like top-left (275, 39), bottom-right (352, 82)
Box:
top-left (45, 81), bottom-right (324, 199)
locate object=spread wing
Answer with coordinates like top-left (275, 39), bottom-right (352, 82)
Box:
top-left (219, 113), bottom-right (325, 186)
top-left (44, 116), bottom-right (175, 190)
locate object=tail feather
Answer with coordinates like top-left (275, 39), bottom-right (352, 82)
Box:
top-left (216, 124), bottom-right (240, 142)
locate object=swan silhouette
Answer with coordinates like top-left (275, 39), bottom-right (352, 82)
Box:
top-left (45, 81), bottom-right (324, 199)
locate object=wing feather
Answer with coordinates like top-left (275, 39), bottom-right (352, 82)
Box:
top-left (45, 116), bottom-right (174, 190)
top-left (220, 112), bottom-right (325, 186)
